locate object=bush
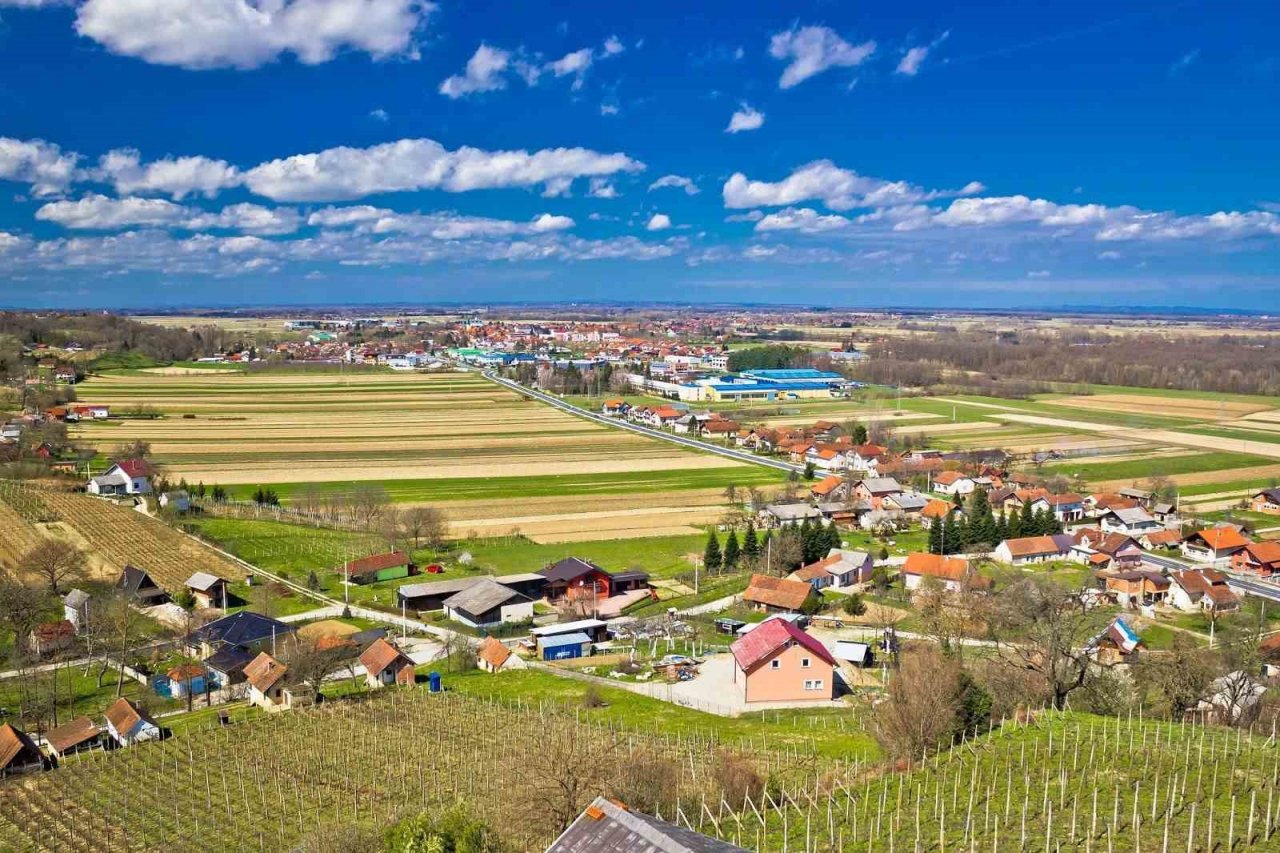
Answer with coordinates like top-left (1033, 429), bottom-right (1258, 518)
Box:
top-left (383, 802), bottom-right (507, 853)
top-left (581, 685), bottom-right (607, 709)
top-left (711, 752), bottom-right (764, 808)
top-left (842, 593), bottom-right (867, 617)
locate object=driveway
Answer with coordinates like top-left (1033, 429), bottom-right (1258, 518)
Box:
top-left (630, 653), bottom-right (846, 715)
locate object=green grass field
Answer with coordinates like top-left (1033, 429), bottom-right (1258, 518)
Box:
top-left (1037, 450), bottom-right (1272, 483)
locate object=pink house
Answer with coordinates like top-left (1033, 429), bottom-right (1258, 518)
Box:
top-left (729, 618), bottom-right (837, 704)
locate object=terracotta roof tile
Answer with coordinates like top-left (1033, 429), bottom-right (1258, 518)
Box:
top-left (741, 574), bottom-right (814, 611)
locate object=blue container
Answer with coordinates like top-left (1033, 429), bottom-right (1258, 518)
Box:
top-left (428, 671), bottom-right (442, 693)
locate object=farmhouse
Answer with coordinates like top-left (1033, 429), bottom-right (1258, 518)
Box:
top-left (343, 551), bottom-right (415, 584)
top-left (901, 553), bottom-right (986, 593)
top-left (789, 549), bottom-right (873, 590)
top-left (476, 636), bottom-right (521, 673)
top-left (0, 725), bottom-right (46, 777)
top-left (1250, 488), bottom-right (1280, 516)
top-left (931, 471), bottom-right (975, 496)
top-left (741, 574), bottom-right (820, 614)
top-left (358, 639), bottom-right (416, 689)
top-left (244, 652), bottom-right (308, 712)
top-left (1182, 527), bottom-right (1251, 566)
top-left (1044, 493), bottom-right (1086, 523)
top-left (104, 698), bottom-right (161, 746)
top-left (442, 579), bottom-right (535, 628)
top-left (851, 477), bottom-right (903, 509)
top-left (537, 557), bottom-right (648, 603)
top-left (188, 610), bottom-right (296, 659)
top-left (116, 565), bottom-right (168, 605)
top-left (184, 572), bottom-right (230, 610)
top-left (1232, 542), bottom-right (1280, 578)
top-left (994, 535), bottom-right (1074, 566)
top-left (86, 459), bottom-right (151, 496)
top-left (1102, 570), bottom-right (1170, 608)
top-left (810, 475), bottom-right (849, 502)
top-left (29, 620), bottom-right (75, 657)
top-left (1167, 569), bottom-right (1241, 613)
top-left (44, 716), bottom-right (102, 759)
top-left (550, 795), bottom-right (749, 853)
top-left (1099, 506), bottom-right (1162, 537)
top-left (729, 618), bottom-right (836, 704)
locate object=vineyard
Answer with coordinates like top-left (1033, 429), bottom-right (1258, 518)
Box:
top-left (0, 483), bottom-right (246, 591)
top-left (2, 685), bottom-right (1278, 851)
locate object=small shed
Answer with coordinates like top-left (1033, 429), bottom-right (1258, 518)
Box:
top-left (540, 632), bottom-right (592, 661)
top-left (358, 638), bottom-right (416, 689)
top-left (185, 572), bottom-right (230, 610)
top-left (104, 698), bottom-right (161, 747)
top-left (0, 724), bottom-right (47, 776)
top-left (167, 664), bottom-right (209, 698)
top-left (63, 589), bottom-right (91, 632)
top-left (29, 620), bottom-right (76, 657)
top-left (44, 716), bottom-right (102, 758)
top-left (343, 551), bottom-right (415, 585)
top-left (833, 640), bottom-right (873, 668)
top-left (116, 565), bottom-right (168, 605)
top-left (477, 636), bottom-right (521, 673)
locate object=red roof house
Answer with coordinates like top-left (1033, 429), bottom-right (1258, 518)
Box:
top-left (729, 618), bottom-right (836, 703)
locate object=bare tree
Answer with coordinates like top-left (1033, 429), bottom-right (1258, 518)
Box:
top-left (1134, 636), bottom-right (1217, 719)
top-left (101, 595), bottom-right (148, 697)
top-left (0, 573), bottom-right (46, 660)
top-left (990, 576), bottom-right (1095, 710)
top-left (21, 540), bottom-right (85, 593)
top-left (402, 506), bottom-right (448, 549)
top-left (379, 506), bottom-right (405, 550)
top-left (349, 483), bottom-right (390, 529)
top-left (515, 726), bottom-right (623, 835)
top-left (283, 641), bottom-right (356, 699)
top-left (873, 645), bottom-right (962, 761)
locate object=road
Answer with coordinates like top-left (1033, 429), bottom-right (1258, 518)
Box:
top-left (1142, 552), bottom-right (1280, 604)
top-left (482, 370), bottom-right (803, 475)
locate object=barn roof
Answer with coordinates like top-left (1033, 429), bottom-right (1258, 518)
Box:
top-left (0, 724), bottom-right (40, 770)
top-left (45, 716), bottom-right (99, 755)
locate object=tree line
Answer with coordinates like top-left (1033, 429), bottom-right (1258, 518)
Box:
top-left (929, 489), bottom-right (1064, 555)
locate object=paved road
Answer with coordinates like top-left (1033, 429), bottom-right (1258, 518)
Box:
top-left (482, 370), bottom-right (803, 475)
top-left (1141, 552), bottom-right (1280, 604)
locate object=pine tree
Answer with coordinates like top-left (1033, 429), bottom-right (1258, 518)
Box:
top-left (995, 510), bottom-right (1010, 543)
top-left (928, 515), bottom-right (943, 554)
top-left (703, 530), bottom-right (722, 572)
top-left (942, 512), bottom-right (963, 555)
top-left (966, 488), bottom-right (998, 547)
top-left (826, 521), bottom-right (842, 553)
top-left (722, 528), bottom-right (741, 570)
top-left (1018, 499), bottom-right (1035, 538)
top-left (743, 521), bottom-right (760, 557)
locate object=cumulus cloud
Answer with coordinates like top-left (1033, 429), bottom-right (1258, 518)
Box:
top-left (896, 31), bottom-right (948, 76)
top-left (306, 205), bottom-right (574, 239)
top-left (35, 194), bottom-right (301, 234)
top-left (602, 35), bottom-right (624, 56)
top-left (723, 160), bottom-right (976, 211)
top-left (726, 104), bottom-right (765, 134)
top-left (0, 137), bottom-right (80, 197)
top-left (547, 47), bottom-right (593, 90)
top-left (646, 213), bottom-right (672, 231)
top-left (73, 0), bottom-right (434, 70)
top-left (439, 44), bottom-right (511, 98)
top-left (768, 25), bottom-right (876, 89)
top-left (649, 174), bottom-right (699, 195)
top-left (588, 177), bottom-right (618, 199)
top-left (242, 138), bottom-right (643, 201)
top-left (754, 207), bottom-right (851, 233)
top-left (97, 149), bottom-right (240, 199)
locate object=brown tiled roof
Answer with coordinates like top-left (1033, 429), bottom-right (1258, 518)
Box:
top-left (45, 716), bottom-right (99, 754)
top-left (1001, 535), bottom-right (1067, 558)
top-left (33, 620), bottom-right (75, 642)
top-left (166, 664), bottom-right (206, 682)
top-left (1144, 530), bottom-right (1183, 547)
top-left (811, 475), bottom-right (844, 496)
top-left (0, 724), bottom-right (38, 769)
top-left (1243, 541), bottom-right (1280, 564)
top-left (741, 574), bottom-right (814, 611)
top-left (104, 698), bottom-right (153, 734)
top-left (345, 550), bottom-right (411, 577)
top-left (358, 638), bottom-right (412, 677)
top-left (922, 499), bottom-right (955, 519)
top-left (902, 553), bottom-right (970, 582)
top-left (244, 652), bottom-right (288, 693)
top-left (1191, 528), bottom-right (1250, 551)
top-left (477, 636), bottom-right (511, 669)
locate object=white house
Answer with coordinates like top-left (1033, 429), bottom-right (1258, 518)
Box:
top-left (931, 471), bottom-right (976, 496)
top-left (104, 698), bottom-right (161, 747)
top-left (87, 459), bottom-right (151, 496)
top-left (994, 534), bottom-right (1074, 566)
top-left (1167, 569), bottom-right (1242, 613)
top-left (1098, 506), bottom-right (1162, 537)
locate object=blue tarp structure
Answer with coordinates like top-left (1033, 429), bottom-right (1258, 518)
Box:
top-left (540, 632), bottom-right (591, 661)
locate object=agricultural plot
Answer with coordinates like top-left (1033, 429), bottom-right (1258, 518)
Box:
top-left (70, 369), bottom-right (781, 542)
top-left (0, 484), bottom-right (245, 591)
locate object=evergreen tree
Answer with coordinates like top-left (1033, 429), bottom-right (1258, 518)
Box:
top-left (966, 489), bottom-right (998, 547)
top-left (852, 423), bottom-right (869, 444)
top-left (803, 461), bottom-right (816, 480)
top-left (928, 516), bottom-right (943, 554)
top-left (942, 512), bottom-right (963, 555)
top-left (703, 530), bottom-right (722, 572)
top-left (995, 510), bottom-right (1010, 543)
top-left (722, 528), bottom-right (741, 570)
top-left (743, 521), bottom-right (760, 557)
top-left (1018, 499), bottom-right (1035, 538)
top-left (826, 521), bottom-right (842, 553)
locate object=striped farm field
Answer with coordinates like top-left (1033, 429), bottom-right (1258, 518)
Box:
top-left (72, 368), bottom-right (784, 542)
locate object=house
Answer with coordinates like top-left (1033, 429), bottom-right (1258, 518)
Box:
top-left (44, 716), bottom-right (102, 758)
top-left (880, 492), bottom-right (928, 516)
top-left (1044, 493), bottom-right (1086, 523)
top-left (993, 535), bottom-right (1074, 566)
top-left (1099, 506), bottom-right (1162, 537)
top-left (158, 490), bottom-right (190, 512)
top-left (203, 645), bottom-right (256, 688)
top-left (1181, 527), bottom-right (1251, 566)
top-left (538, 557), bottom-right (648, 603)
top-left (86, 459), bottom-right (151, 496)
top-left (1072, 530), bottom-right (1144, 569)
top-left (0, 725), bottom-right (47, 776)
top-left (167, 664), bottom-right (209, 698)
top-left (741, 574), bottom-right (820, 614)
top-left (548, 795), bottom-right (749, 853)
top-left (358, 638), bottom-right (416, 688)
top-left (1190, 671), bottom-right (1266, 726)
top-left (1102, 570), bottom-right (1170, 608)
top-left (850, 477), bottom-right (903, 510)
top-left (932, 471), bottom-right (976, 496)
top-left (901, 553), bottom-right (986, 593)
top-left (760, 503), bottom-right (824, 527)
top-left (104, 698), bottom-right (161, 746)
top-left (244, 652), bottom-right (307, 712)
top-left (443, 580), bottom-right (535, 628)
top-left (600, 399), bottom-right (629, 416)
top-left (29, 620), bottom-right (75, 656)
top-left (1140, 529), bottom-right (1183, 551)
top-left (809, 475), bottom-right (849, 502)
top-left (729, 617), bottom-right (836, 703)
top-left (850, 443), bottom-right (890, 473)
top-left (343, 551), bottom-right (415, 584)
top-left (1167, 569), bottom-right (1241, 614)
top-left (699, 419), bottom-right (740, 439)
top-left (1151, 501), bottom-right (1179, 524)
top-left (1250, 488), bottom-right (1280, 516)
top-left (476, 636), bottom-right (521, 673)
top-left (62, 588), bottom-right (91, 631)
top-left (187, 610), bottom-right (296, 659)
top-left (642, 406), bottom-right (683, 427)
top-left (116, 565), bottom-right (168, 605)
top-left (1232, 541), bottom-right (1280, 578)
top-left (1086, 618), bottom-right (1142, 666)
top-left (789, 550), bottom-right (873, 590)
top-left (921, 498), bottom-right (961, 528)
top-left (185, 572), bottom-right (230, 610)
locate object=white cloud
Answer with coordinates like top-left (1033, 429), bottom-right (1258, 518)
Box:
top-left (726, 104), bottom-right (765, 134)
top-left (307, 205), bottom-right (387, 227)
top-left (369, 108), bottom-right (390, 121)
top-left (754, 207), bottom-right (851, 233)
top-left (1026, 270), bottom-right (1051, 278)
top-left (439, 43), bottom-right (510, 98)
top-left (724, 160), bottom-right (958, 210)
top-left (97, 148), bottom-right (240, 199)
top-left (600, 103), bottom-right (620, 116)
top-left (935, 196), bottom-right (1122, 228)
top-left (0, 137), bottom-right (79, 197)
top-left (74, 0), bottom-right (434, 70)
top-left (602, 35), bottom-right (624, 56)
top-left (35, 194), bottom-right (301, 234)
top-left (768, 25), bottom-right (876, 89)
top-left (588, 177), bottom-right (618, 199)
top-left (548, 47), bottom-right (593, 90)
top-left (646, 213), bottom-right (671, 231)
top-left (306, 205), bottom-right (573, 239)
top-left (649, 174), bottom-right (699, 195)
top-left (242, 138), bottom-right (643, 201)
top-left (896, 31), bottom-right (948, 76)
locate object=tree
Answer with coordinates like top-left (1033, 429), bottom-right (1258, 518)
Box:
top-left (964, 489), bottom-right (998, 548)
top-left (379, 506), bottom-right (405, 550)
top-left (0, 573), bottom-right (46, 659)
top-left (1017, 499), bottom-right (1035, 537)
top-left (349, 483), bottom-right (390, 528)
top-left (101, 594), bottom-right (148, 697)
top-left (21, 540), bottom-right (85, 593)
top-left (803, 461), bottom-right (816, 481)
top-left (383, 802), bottom-right (507, 853)
top-left (703, 531), bottom-right (722, 573)
top-left (842, 593), bottom-right (867, 616)
top-left (514, 726), bottom-right (623, 836)
top-left (941, 512), bottom-right (963, 555)
top-left (928, 515), bottom-right (943, 555)
top-left (873, 646), bottom-right (962, 761)
top-left (722, 528), bottom-right (741, 570)
top-left (402, 506), bottom-right (449, 550)
top-left (742, 521), bottom-right (760, 558)
top-left (915, 576), bottom-right (963, 654)
top-left (991, 576), bottom-right (1095, 710)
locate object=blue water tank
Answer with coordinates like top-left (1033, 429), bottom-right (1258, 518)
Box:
top-left (428, 671), bottom-right (442, 693)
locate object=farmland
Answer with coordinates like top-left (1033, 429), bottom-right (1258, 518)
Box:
top-left (69, 369), bottom-right (783, 543)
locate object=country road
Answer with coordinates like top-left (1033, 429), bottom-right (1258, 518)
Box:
top-left (482, 370), bottom-right (803, 475)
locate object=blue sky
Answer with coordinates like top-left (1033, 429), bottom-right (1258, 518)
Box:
top-left (0, 0), bottom-right (1277, 309)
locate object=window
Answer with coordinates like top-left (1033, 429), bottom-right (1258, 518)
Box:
top-left (801, 657), bottom-right (811, 668)
top-left (770, 660), bottom-right (781, 669)
top-left (804, 680), bottom-right (825, 691)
